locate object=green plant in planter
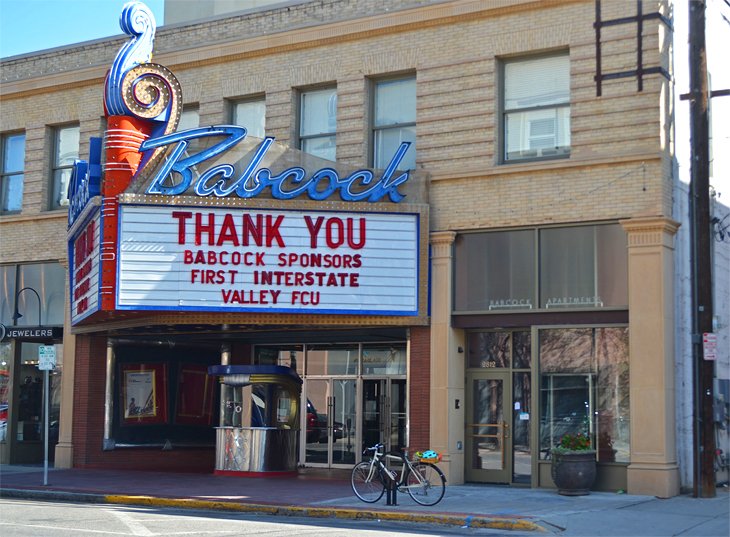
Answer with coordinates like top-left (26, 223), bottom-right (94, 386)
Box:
top-left (554, 432), bottom-right (592, 453)
top-left (551, 432), bottom-right (597, 496)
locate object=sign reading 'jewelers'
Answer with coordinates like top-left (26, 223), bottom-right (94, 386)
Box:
top-left (117, 205), bottom-right (420, 315)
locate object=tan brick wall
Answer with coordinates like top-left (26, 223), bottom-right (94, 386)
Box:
top-left (1, 0), bottom-right (672, 270)
top-left (1, 0), bottom-right (672, 282)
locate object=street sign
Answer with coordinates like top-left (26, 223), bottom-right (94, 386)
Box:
top-left (38, 345), bottom-right (56, 370)
top-left (702, 333), bottom-right (717, 361)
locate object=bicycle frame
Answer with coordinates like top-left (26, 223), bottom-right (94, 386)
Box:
top-left (364, 446), bottom-right (429, 491)
top-left (352, 443), bottom-right (446, 506)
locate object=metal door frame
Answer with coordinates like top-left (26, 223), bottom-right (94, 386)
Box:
top-left (301, 377), bottom-right (358, 469)
top-left (465, 369), bottom-right (512, 483)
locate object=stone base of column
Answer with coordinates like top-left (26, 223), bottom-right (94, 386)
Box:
top-left (54, 442), bottom-right (74, 469)
top-left (627, 462), bottom-right (680, 498)
top-left (438, 452), bottom-right (464, 485)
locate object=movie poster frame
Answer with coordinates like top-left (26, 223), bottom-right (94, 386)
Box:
top-left (120, 362), bottom-right (168, 425)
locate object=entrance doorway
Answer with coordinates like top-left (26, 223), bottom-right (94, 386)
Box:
top-left (465, 330), bottom-right (533, 484)
top-left (1, 340), bottom-right (62, 465)
top-left (362, 378), bottom-right (407, 454)
top-left (303, 378), bottom-right (357, 466)
top-left (466, 371), bottom-right (509, 482)
top-left (255, 341), bottom-right (407, 469)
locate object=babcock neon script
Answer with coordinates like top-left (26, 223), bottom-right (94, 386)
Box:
top-left (141, 126), bottom-right (412, 202)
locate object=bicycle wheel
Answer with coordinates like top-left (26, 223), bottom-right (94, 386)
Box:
top-left (405, 462), bottom-right (446, 506)
top-left (351, 461), bottom-right (385, 503)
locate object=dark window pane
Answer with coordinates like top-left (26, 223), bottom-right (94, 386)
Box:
top-left (596, 225), bottom-right (628, 307)
top-left (540, 227), bottom-right (595, 308)
top-left (596, 327), bottom-right (630, 462)
top-left (512, 331), bottom-right (531, 369)
top-left (467, 332), bottom-right (510, 368)
top-left (454, 230), bottom-right (535, 311)
top-left (539, 328), bottom-right (594, 374)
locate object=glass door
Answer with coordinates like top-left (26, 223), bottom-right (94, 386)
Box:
top-left (362, 378), bottom-right (407, 454)
top-left (466, 370), bottom-right (511, 483)
top-left (303, 378), bottom-right (356, 467)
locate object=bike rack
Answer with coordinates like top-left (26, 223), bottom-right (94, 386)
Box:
top-left (385, 477), bottom-right (398, 506)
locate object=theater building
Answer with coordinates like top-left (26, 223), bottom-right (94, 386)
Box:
top-left (4, 0), bottom-right (723, 498)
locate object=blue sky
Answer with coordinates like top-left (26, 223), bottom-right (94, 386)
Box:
top-left (0, 0), bottom-right (164, 58)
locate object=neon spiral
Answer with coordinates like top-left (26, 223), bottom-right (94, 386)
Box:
top-left (105, 1), bottom-right (157, 116)
top-left (121, 63), bottom-right (183, 181)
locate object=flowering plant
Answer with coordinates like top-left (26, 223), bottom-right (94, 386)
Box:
top-left (553, 432), bottom-right (594, 454)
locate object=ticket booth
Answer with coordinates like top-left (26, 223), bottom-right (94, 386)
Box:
top-left (209, 365), bottom-right (302, 475)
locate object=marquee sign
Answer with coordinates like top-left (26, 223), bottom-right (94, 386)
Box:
top-left (117, 204), bottom-right (419, 315)
top-left (69, 209), bottom-right (102, 324)
top-left (66, 1), bottom-right (428, 325)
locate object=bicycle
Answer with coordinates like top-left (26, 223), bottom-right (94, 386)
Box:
top-left (351, 443), bottom-right (446, 506)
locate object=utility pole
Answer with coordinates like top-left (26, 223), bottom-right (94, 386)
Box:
top-left (688, 0), bottom-right (715, 498)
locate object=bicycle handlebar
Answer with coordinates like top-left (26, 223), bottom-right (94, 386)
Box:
top-left (362, 443), bottom-right (384, 456)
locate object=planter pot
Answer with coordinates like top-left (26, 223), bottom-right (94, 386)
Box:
top-left (551, 451), bottom-right (597, 496)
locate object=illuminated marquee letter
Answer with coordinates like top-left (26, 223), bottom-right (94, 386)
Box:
top-left (144, 126), bottom-right (247, 195)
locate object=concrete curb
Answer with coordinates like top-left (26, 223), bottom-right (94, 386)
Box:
top-left (1, 487), bottom-right (546, 532)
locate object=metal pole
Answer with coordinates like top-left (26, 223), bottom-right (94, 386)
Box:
top-left (103, 340), bottom-right (115, 450)
top-left (688, 0), bottom-right (716, 498)
top-left (43, 368), bottom-right (49, 486)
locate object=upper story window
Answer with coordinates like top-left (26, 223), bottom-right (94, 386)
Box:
top-left (50, 124), bottom-right (79, 210)
top-left (502, 52), bottom-right (570, 163)
top-left (299, 87), bottom-right (337, 161)
top-left (373, 76), bottom-right (416, 170)
top-left (232, 97), bottom-right (266, 138)
top-left (1, 132), bottom-right (25, 215)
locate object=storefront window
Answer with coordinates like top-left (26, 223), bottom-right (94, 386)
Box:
top-left (306, 344), bottom-right (358, 376)
top-left (255, 345), bottom-right (304, 376)
top-left (17, 343), bottom-right (61, 445)
top-left (1, 263), bottom-right (65, 327)
top-left (361, 344), bottom-right (406, 375)
top-left (113, 345), bottom-right (219, 446)
top-left (538, 327), bottom-right (629, 463)
top-left (595, 327), bottom-right (630, 463)
top-left (0, 265), bottom-right (16, 325)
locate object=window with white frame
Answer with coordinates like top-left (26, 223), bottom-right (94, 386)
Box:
top-left (373, 76), bottom-right (416, 170)
top-left (1, 132), bottom-right (25, 214)
top-left (232, 98), bottom-right (265, 138)
top-left (50, 124), bottom-right (79, 210)
top-left (299, 87), bottom-right (337, 161)
top-left (503, 52), bottom-right (570, 162)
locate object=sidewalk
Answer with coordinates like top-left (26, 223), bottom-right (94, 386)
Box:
top-left (1, 464), bottom-right (728, 535)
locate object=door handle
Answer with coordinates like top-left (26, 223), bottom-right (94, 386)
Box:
top-left (503, 421), bottom-right (510, 439)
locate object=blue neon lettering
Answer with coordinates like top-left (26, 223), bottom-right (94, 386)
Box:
top-left (141, 126), bottom-right (411, 203)
top-left (144, 126), bottom-right (247, 195)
